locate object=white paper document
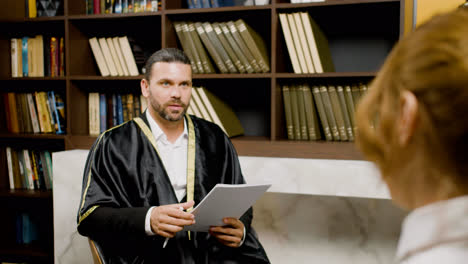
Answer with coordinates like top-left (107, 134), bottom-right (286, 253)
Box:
top-left (184, 183), bottom-right (271, 232)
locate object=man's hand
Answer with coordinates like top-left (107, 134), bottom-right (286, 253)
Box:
top-left (209, 217), bottom-right (244, 248)
top-left (150, 200), bottom-right (195, 238)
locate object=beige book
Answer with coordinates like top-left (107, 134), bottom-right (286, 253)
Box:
top-left (195, 22), bottom-right (228, 73)
top-left (27, 37), bottom-right (36, 77)
top-left (186, 105), bottom-right (194, 116)
top-left (187, 22), bottom-right (215, 74)
top-left (202, 22), bottom-right (237, 73)
top-left (282, 85), bottom-right (295, 140)
top-left (98, 37), bottom-right (118, 76)
top-left (360, 83), bottom-right (368, 96)
top-left (16, 39), bottom-right (23, 77)
top-left (328, 85), bottom-right (348, 141)
top-left (188, 90), bottom-right (204, 119)
top-left (235, 19), bottom-right (270, 73)
top-left (37, 92), bottom-right (54, 133)
top-left (337, 85), bottom-right (354, 141)
top-left (293, 13), bottom-right (315, 73)
top-left (118, 36), bottom-right (139, 76)
top-left (289, 85), bottom-right (302, 140)
top-left (112, 37), bottom-right (130, 76)
top-left (197, 87), bottom-right (244, 137)
top-left (319, 85), bottom-right (340, 141)
top-left (351, 84), bottom-right (361, 109)
top-left (219, 22), bottom-right (253, 73)
top-left (312, 85), bottom-right (332, 141)
top-left (106, 38), bottom-right (124, 76)
top-left (295, 85), bottom-right (309, 140)
top-left (287, 14), bottom-right (308, 74)
top-left (35, 35), bottom-right (44, 77)
top-left (300, 12), bottom-right (334, 73)
top-left (11, 38), bottom-right (18, 77)
top-left (278, 13), bottom-right (302, 74)
top-left (174, 21), bottom-right (199, 74)
top-left (89, 37), bottom-right (110, 76)
top-left (212, 22), bottom-right (245, 73)
top-left (88, 92), bottom-right (100, 135)
top-left (302, 84), bottom-right (321, 140)
top-left (344, 85), bottom-right (356, 130)
top-left (227, 21), bottom-right (262, 73)
top-left (191, 87), bottom-right (213, 122)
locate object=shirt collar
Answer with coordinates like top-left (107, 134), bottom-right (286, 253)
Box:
top-left (396, 195), bottom-right (468, 261)
top-left (145, 110), bottom-right (188, 145)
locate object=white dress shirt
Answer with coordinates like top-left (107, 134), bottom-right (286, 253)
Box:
top-left (396, 195), bottom-right (468, 263)
top-left (145, 111), bottom-right (188, 235)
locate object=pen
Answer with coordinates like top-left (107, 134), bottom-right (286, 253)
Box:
top-left (162, 206), bottom-right (184, 248)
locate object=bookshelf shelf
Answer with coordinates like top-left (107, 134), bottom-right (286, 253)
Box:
top-left (275, 0), bottom-right (401, 8)
top-left (0, 189), bottom-right (52, 199)
top-left (0, 133), bottom-right (66, 139)
top-left (70, 75), bottom-right (143, 80)
top-left (68, 12), bottom-right (162, 20)
top-left (275, 72), bottom-right (377, 78)
top-left (0, 244), bottom-right (49, 257)
top-left (165, 5), bottom-right (272, 14)
top-left (193, 73), bottom-right (272, 79)
top-left (0, 77), bottom-right (67, 81)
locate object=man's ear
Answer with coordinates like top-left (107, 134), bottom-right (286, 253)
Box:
top-left (398, 90), bottom-right (418, 146)
top-left (141, 79), bottom-right (149, 97)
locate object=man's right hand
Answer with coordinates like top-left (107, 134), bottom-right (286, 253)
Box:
top-left (150, 200), bottom-right (195, 238)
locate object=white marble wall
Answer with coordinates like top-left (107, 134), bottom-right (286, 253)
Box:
top-left (53, 150), bottom-right (405, 264)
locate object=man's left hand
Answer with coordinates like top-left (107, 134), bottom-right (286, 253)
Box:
top-left (209, 217), bottom-right (244, 248)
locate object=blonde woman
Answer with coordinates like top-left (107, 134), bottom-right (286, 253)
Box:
top-left (356, 8), bottom-right (468, 264)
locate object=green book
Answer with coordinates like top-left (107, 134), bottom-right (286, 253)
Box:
top-left (295, 85), bottom-right (309, 140)
top-left (289, 85), bottom-right (302, 140)
top-left (328, 85), bottom-right (348, 141)
top-left (302, 84), bottom-right (321, 140)
top-left (282, 85), bottom-right (295, 140)
top-left (337, 85), bottom-right (354, 141)
top-left (319, 85), bottom-right (340, 141)
top-left (173, 22), bottom-right (199, 74)
top-left (312, 86), bottom-right (332, 141)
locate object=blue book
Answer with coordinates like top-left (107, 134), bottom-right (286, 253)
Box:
top-left (112, 94), bottom-right (118, 126)
top-left (193, 0), bottom-right (203, 8)
top-left (54, 93), bottom-right (66, 134)
top-left (114, 0), bottom-right (122, 13)
top-left (221, 0), bottom-right (235, 6)
top-left (48, 91), bottom-right (66, 134)
top-left (122, 0), bottom-right (128, 13)
top-left (187, 0), bottom-right (194, 8)
top-left (22, 37), bottom-right (29, 77)
top-left (99, 93), bottom-right (107, 132)
top-left (202, 0), bottom-right (211, 7)
top-left (116, 94), bottom-right (123, 125)
top-left (210, 0), bottom-right (220, 7)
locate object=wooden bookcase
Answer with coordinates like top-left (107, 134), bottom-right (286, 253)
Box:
top-left (0, 0), bottom-right (403, 262)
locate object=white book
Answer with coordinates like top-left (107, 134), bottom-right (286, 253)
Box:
top-left (278, 13), bottom-right (302, 74)
top-left (118, 36), bottom-right (139, 76)
top-left (183, 183), bottom-right (271, 232)
top-left (89, 38), bottom-right (110, 76)
top-left (112, 37), bottom-right (130, 76)
top-left (98, 38), bottom-right (118, 76)
top-left (188, 93), bottom-right (203, 119)
top-left (6, 147), bottom-right (15, 189)
top-left (293, 13), bottom-right (315, 73)
top-left (106, 38), bottom-right (124, 76)
top-left (11, 39), bottom-right (18, 77)
top-left (287, 13), bottom-right (308, 74)
top-left (186, 105), bottom-right (195, 116)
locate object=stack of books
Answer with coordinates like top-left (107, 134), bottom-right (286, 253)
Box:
top-left (3, 91), bottom-right (66, 135)
top-left (174, 19), bottom-right (269, 74)
top-left (88, 36), bottom-right (140, 76)
top-left (5, 147), bottom-right (54, 190)
top-left (278, 12), bottom-right (334, 74)
top-left (10, 36), bottom-right (65, 77)
top-left (282, 83), bottom-right (368, 141)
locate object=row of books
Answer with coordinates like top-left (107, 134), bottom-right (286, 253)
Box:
top-left (10, 36), bottom-right (64, 77)
top-left (86, 0), bottom-right (160, 15)
top-left (187, 0), bottom-right (269, 8)
top-left (26, 0), bottom-right (61, 18)
top-left (88, 93), bottom-right (148, 135)
top-left (279, 12), bottom-right (334, 74)
top-left (2, 92), bottom-right (66, 134)
top-left (282, 83), bottom-right (368, 141)
top-left (5, 147), bottom-right (54, 190)
top-left (174, 19), bottom-right (269, 74)
top-left (187, 87), bottom-right (244, 137)
top-left (89, 36), bottom-right (141, 77)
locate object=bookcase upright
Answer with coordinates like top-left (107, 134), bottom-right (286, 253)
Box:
top-left (0, 0), bottom-right (403, 262)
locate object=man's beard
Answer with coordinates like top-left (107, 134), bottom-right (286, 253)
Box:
top-left (151, 99), bottom-right (188, 122)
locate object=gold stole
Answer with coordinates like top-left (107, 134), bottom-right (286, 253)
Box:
top-left (134, 114), bottom-right (195, 239)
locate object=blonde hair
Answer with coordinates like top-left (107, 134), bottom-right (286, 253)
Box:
top-left (356, 8), bottom-right (468, 188)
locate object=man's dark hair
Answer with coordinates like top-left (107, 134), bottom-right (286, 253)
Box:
top-left (144, 48), bottom-right (191, 81)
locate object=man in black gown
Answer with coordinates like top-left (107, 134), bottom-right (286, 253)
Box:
top-left (77, 48), bottom-right (270, 263)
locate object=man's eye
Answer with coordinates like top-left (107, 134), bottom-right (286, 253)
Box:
top-left (162, 82), bottom-right (170, 86)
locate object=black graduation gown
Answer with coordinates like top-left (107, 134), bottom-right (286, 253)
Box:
top-left (77, 114), bottom-right (270, 264)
